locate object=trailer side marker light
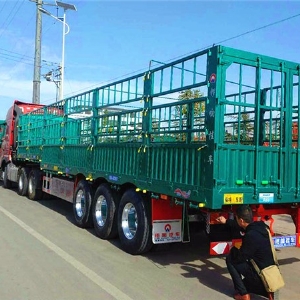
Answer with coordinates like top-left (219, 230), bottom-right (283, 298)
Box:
top-left (261, 180), bottom-right (269, 185)
top-left (160, 194), bottom-right (168, 200)
top-left (197, 145), bottom-right (207, 151)
top-left (236, 180), bottom-right (243, 185)
top-left (198, 203), bottom-right (205, 207)
top-left (86, 174), bottom-right (93, 181)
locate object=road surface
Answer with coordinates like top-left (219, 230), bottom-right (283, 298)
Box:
top-left (0, 184), bottom-right (299, 300)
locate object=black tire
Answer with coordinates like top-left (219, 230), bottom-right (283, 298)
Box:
top-left (117, 189), bottom-right (152, 255)
top-left (3, 165), bottom-right (12, 189)
top-left (73, 180), bottom-right (93, 228)
top-left (92, 183), bottom-right (119, 240)
top-left (28, 169), bottom-right (43, 200)
top-left (17, 168), bottom-right (29, 196)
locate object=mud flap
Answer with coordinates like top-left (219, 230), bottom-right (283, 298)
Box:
top-left (182, 201), bottom-right (190, 243)
top-left (151, 198), bottom-right (183, 244)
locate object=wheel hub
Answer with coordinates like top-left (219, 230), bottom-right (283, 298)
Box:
top-left (121, 202), bottom-right (137, 240)
top-left (95, 195), bottom-right (107, 227)
top-left (28, 178), bottom-right (33, 194)
top-left (19, 176), bottom-right (23, 190)
top-left (75, 190), bottom-right (85, 217)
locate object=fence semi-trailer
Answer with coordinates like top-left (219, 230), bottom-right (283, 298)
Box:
top-left (1, 45), bottom-right (300, 255)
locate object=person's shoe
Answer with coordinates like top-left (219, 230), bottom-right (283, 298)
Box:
top-left (234, 294), bottom-right (250, 300)
top-left (268, 292), bottom-right (274, 300)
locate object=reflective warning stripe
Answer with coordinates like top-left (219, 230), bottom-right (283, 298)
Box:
top-left (209, 242), bottom-right (231, 255)
top-left (210, 239), bottom-right (242, 255)
top-left (210, 234), bottom-right (300, 256)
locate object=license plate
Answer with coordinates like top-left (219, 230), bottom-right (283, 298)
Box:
top-left (224, 193), bottom-right (244, 204)
top-left (259, 193), bottom-right (274, 203)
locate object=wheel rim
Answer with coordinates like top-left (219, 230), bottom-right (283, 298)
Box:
top-left (28, 177), bottom-right (33, 194)
top-left (19, 175), bottom-right (23, 191)
top-left (75, 190), bottom-right (85, 218)
top-left (95, 195), bottom-right (107, 227)
top-left (121, 202), bottom-right (137, 240)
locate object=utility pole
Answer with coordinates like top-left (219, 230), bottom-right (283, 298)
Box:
top-left (32, 0), bottom-right (42, 104)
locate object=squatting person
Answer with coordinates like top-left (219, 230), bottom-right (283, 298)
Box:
top-left (216, 205), bottom-right (276, 300)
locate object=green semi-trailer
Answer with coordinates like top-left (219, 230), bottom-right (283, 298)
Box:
top-left (1, 45), bottom-right (300, 255)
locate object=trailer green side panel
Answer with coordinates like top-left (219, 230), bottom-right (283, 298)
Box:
top-left (0, 120), bottom-right (5, 141)
top-left (17, 45), bottom-right (300, 209)
top-left (17, 108), bottom-right (45, 161)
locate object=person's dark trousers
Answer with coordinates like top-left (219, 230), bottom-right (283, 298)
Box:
top-left (226, 253), bottom-right (249, 295)
top-left (226, 253), bottom-right (267, 297)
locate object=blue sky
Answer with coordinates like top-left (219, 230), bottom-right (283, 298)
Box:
top-left (0, 0), bottom-right (300, 119)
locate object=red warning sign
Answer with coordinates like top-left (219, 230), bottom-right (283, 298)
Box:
top-left (210, 241), bottom-right (231, 255)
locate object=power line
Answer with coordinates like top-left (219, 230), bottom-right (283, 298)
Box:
top-left (65, 12), bottom-right (300, 99)
top-left (165, 12), bottom-right (300, 65)
top-left (2, 7), bottom-right (300, 105)
top-left (217, 12), bottom-right (300, 45)
top-left (0, 47), bottom-right (35, 61)
top-left (0, 54), bottom-right (34, 66)
top-left (0, 1), bottom-right (36, 70)
top-left (0, 0), bottom-right (8, 15)
top-left (0, 0), bottom-right (25, 40)
top-left (0, 49), bottom-right (60, 69)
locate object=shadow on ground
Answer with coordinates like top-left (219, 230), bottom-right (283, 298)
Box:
top-left (2, 183), bottom-right (297, 300)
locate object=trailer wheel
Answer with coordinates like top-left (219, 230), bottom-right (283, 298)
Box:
top-left (73, 180), bottom-right (93, 228)
top-left (17, 168), bottom-right (29, 196)
top-left (118, 189), bottom-right (152, 255)
top-left (3, 165), bottom-right (12, 189)
top-left (28, 169), bottom-right (42, 200)
top-left (92, 184), bottom-right (119, 239)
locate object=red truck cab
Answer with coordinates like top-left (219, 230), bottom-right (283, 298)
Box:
top-left (0, 101), bottom-right (43, 178)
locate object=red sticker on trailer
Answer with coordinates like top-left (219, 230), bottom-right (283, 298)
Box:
top-left (209, 73), bottom-right (216, 83)
top-left (174, 188), bottom-right (191, 199)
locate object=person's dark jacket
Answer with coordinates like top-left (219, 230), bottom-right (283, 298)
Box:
top-left (229, 221), bottom-right (275, 269)
top-left (225, 218), bottom-right (245, 232)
